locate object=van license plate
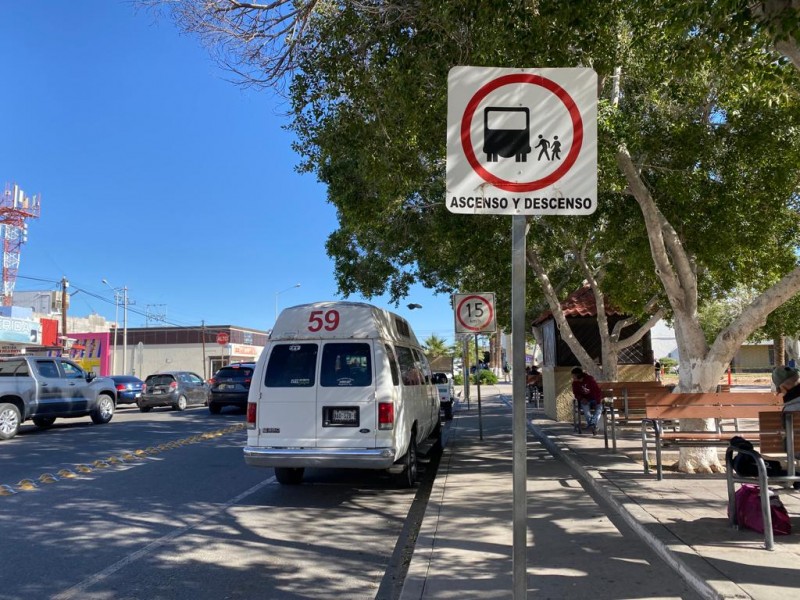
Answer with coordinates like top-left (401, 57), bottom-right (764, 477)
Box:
top-left (323, 406), bottom-right (359, 427)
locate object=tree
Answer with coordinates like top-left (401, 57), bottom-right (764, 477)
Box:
top-left (145, 0), bottom-right (800, 473)
top-left (422, 334), bottom-right (449, 359)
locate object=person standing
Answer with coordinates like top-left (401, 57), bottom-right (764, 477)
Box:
top-left (571, 367), bottom-right (603, 435)
top-left (654, 360), bottom-right (662, 382)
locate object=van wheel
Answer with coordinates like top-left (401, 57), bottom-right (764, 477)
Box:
top-left (0, 403), bottom-right (21, 440)
top-left (396, 435), bottom-right (418, 488)
top-left (33, 416), bottom-right (56, 429)
top-left (275, 467), bottom-right (304, 485)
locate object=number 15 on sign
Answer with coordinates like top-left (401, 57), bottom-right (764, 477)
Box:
top-left (453, 293), bottom-right (497, 334)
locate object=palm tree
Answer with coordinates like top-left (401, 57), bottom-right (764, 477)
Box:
top-left (423, 335), bottom-right (449, 359)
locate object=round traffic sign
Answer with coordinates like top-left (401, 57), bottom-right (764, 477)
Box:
top-left (216, 332), bottom-right (229, 345)
top-left (460, 73), bottom-right (583, 192)
top-left (455, 294), bottom-right (495, 333)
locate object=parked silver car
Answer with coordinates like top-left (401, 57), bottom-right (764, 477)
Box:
top-left (138, 371), bottom-right (210, 412)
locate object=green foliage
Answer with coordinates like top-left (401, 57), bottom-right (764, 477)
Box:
top-left (422, 334), bottom-right (450, 359)
top-left (286, 0), bottom-right (800, 341)
top-left (659, 357), bottom-right (678, 371)
top-left (471, 369), bottom-right (498, 385)
top-left (156, 0), bottom-right (800, 376)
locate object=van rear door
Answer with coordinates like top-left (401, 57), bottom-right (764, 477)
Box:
top-left (260, 342), bottom-right (319, 448)
top-left (315, 341), bottom-right (377, 448)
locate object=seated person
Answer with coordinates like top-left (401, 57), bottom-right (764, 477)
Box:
top-left (571, 366), bottom-right (603, 434)
top-left (773, 366), bottom-right (800, 404)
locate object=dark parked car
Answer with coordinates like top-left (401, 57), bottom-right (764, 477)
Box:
top-left (138, 371), bottom-right (210, 412)
top-left (208, 362), bottom-right (255, 414)
top-left (109, 375), bottom-right (144, 405)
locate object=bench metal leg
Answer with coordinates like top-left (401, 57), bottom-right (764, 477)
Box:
top-left (572, 399), bottom-right (582, 434)
top-left (760, 485), bottom-right (775, 551)
top-left (655, 426), bottom-right (663, 481)
top-left (609, 406), bottom-right (617, 452)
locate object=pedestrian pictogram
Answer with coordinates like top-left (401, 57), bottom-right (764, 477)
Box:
top-left (453, 293), bottom-right (496, 334)
top-left (447, 67), bottom-right (597, 215)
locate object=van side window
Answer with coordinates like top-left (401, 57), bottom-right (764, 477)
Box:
top-left (266, 344), bottom-right (318, 387)
top-left (412, 348), bottom-right (432, 384)
top-left (320, 343), bottom-right (372, 387)
top-left (396, 345), bottom-right (422, 386)
top-left (384, 344), bottom-right (400, 386)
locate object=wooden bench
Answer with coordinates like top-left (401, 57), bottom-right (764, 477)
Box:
top-left (725, 409), bottom-right (800, 550)
top-left (641, 392), bottom-right (784, 480)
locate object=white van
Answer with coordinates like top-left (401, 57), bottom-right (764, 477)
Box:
top-left (244, 301), bottom-right (442, 486)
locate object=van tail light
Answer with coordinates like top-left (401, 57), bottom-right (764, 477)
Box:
top-left (246, 402), bottom-right (257, 429)
top-left (378, 402), bottom-right (394, 430)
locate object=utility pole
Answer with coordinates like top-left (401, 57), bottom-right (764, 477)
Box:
top-left (201, 320), bottom-right (207, 380)
top-left (122, 286), bottom-right (128, 374)
top-left (61, 276), bottom-right (69, 351)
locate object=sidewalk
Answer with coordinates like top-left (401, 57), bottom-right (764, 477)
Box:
top-left (400, 384), bottom-right (800, 600)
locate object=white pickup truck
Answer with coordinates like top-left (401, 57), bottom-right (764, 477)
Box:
top-left (0, 356), bottom-right (117, 441)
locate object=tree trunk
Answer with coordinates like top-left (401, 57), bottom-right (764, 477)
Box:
top-left (775, 335), bottom-right (786, 367)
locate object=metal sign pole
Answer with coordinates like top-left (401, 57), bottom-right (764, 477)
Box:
top-left (463, 336), bottom-right (470, 410)
top-left (511, 215), bottom-right (528, 598)
top-left (474, 333), bottom-right (483, 440)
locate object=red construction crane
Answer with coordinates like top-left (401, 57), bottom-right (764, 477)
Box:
top-left (0, 183), bottom-right (41, 306)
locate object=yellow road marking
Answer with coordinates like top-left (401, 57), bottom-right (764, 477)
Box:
top-left (2, 424), bottom-right (243, 497)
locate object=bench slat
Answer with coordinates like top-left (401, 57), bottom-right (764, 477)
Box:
top-left (648, 404), bottom-right (782, 420)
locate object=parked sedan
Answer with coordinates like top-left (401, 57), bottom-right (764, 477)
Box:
top-left (138, 371), bottom-right (210, 412)
top-left (208, 362), bottom-right (255, 414)
top-left (109, 375), bottom-right (144, 405)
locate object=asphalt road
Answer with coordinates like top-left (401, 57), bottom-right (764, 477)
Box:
top-left (0, 405), bottom-right (432, 600)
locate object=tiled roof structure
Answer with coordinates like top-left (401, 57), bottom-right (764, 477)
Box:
top-left (532, 284), bottom-right (624, 326)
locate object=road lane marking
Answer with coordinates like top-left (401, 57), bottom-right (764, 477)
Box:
top-left (51, 476), bottom-right (277, 600)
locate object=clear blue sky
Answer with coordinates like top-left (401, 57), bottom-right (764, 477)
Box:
top-left (0, 1), bottom-right (458, 344)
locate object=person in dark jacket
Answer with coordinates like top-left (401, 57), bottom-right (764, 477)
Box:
top-left (571, 367), bottom-right (603, 434)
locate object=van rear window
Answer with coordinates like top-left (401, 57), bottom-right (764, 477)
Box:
top-left (320, 343), bottom-right (372, 387)
top-left (266, 344), bottom-right (318, 387)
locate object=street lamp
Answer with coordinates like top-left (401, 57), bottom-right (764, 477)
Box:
top-left (275, 283), bottom-right (301, 322)
top-left (102, 279), bottom-right (128, 374)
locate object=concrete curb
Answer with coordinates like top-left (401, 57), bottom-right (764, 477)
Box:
top-left (399, 407), bottom-right (461, 600)
top-left (521, 402), bottom-right (730, 600)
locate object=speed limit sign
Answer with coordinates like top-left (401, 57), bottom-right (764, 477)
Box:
top-left (453, 293), bottom-right (496, 334)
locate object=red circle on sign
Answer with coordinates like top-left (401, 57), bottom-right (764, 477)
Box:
top-left (216, 332), bottom-right (229, 345)
top-left (456, 295), bottom-right (495, 332)
top-left (460, 73), bottom-right (583, 193)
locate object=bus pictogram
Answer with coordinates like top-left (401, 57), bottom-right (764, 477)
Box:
top-left (483, 107), bottom-right (531, 163)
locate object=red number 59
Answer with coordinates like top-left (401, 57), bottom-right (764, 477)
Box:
top-left (308, 309), bottom-right (340, 332)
